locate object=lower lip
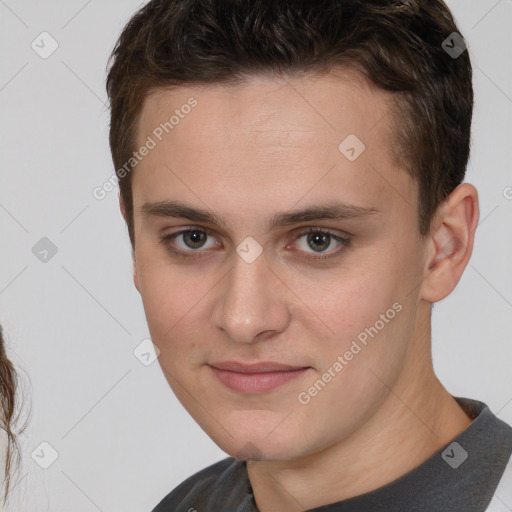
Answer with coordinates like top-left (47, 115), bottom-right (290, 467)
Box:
top-left (209, 366), bottom-right (310, 393)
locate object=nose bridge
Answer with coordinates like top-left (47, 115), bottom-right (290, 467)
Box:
top-left (213, 247), bottom-right (287, 342)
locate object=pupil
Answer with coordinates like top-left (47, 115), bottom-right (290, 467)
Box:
top-left (309, 233), bottom-right (329, 252)
top-left (186, 230), bottom-right (205, 248)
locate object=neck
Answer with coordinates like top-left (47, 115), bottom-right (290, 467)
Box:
top-left (247, 347), bottom-right (472, 512)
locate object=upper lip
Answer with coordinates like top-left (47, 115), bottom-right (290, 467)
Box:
top-left (208, 361), bottom-right (310, 373)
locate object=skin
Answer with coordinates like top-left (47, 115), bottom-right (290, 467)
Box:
top-left (121, 69), bottom-right (479, 511)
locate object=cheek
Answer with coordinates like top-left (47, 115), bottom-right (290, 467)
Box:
top-left (135, 247), bottom-right (207, 345)
top-left (298, 252), bottom-right (412, 383)
top-left (293, 276), bottom-right (413, 443)
top-left (303, 260), bottom-right (402, 341)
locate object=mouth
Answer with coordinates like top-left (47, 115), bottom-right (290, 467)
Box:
top-left (207, 360), bottom-right (312, 393)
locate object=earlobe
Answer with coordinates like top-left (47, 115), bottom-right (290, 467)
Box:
top-left (421, 183), bottom-right (479, 303)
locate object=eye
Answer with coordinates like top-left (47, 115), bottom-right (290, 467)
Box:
top-left (292, 228), bottom-right (351, 260)
top-left (160, 228), bottom-right (218, 258)
top-left (159, 226), bottom-right (351, 261)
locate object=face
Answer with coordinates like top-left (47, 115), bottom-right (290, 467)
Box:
top-left (129, 70), bottom-right (430, 461)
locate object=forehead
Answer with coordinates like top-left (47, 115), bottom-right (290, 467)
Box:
top-left (132, 69), bottom-right (415, 227)
top-left (137, 68), bottom-right (394, 147)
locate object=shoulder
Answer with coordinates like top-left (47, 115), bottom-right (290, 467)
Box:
top-left (484, 453), bottom-right (512, 511)
top-left (151, 457), bottom-right (246, 512)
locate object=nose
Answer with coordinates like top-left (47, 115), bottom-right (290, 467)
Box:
top-left (212, 246), bottom-right (290, 343)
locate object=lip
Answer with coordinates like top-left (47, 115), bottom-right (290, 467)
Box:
top-left (209, 360), bottom-right (309, 372)
top-left (208, 361), bottom-right (311, 393)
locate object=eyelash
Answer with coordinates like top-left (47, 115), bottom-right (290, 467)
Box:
top-left (159, 227), bottom-right (351, 261)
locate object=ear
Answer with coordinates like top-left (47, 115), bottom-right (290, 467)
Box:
top-left (119, 193), bottom-right (140, 293)
top-left (421, 183), bottom-right (479, 303)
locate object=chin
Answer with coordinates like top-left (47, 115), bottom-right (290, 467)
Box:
top-left (207, 425), bottom-right (307, 462)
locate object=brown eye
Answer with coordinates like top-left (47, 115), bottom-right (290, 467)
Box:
top-left (159, 227), bottom-right (219, 259)
top-left (293, 228), bottom-right (351, 261)
top-left (306, 232), bottom-right (331, 252)
top-left (181, 230), bottom-right (208, 249)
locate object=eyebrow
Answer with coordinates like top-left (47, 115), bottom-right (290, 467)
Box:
top-left (141, 200), bottom-right (379, 230)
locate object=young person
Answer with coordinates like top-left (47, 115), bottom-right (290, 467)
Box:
top-left (105, 1), bottom-right (512, 510)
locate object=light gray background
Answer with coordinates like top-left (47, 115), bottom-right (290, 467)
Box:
top-left (0, 0), bottom-right (511, 510)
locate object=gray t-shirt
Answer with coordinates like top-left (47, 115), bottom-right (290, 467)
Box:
top-left (151, 397), bottom-right (512, 511)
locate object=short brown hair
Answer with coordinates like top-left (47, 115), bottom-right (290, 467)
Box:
top-left (106, 0), bottom-right (473, 249)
